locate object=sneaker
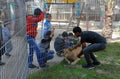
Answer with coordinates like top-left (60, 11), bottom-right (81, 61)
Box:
top-left (44, 60), bottom-right (47, 63)
top-left (28, 64), bottom-right (37, 68)
top-left (5, 53), bottom-right (11, 57)
top-left (93, 62), bottom-right (101, 66)
top-left (0, 62), bottom-right (5, 66)
top-left (40, 64), bottom-right (49, 68)
top-left (56, 53), bottom-right (64, 57)
top-left (82, 64), bottom-right (94, 69)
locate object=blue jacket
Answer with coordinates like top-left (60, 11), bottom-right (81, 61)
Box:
top-left (2, 26), bottom-right (13, 53)
top-left (43, 20), bottom-right (52, 37)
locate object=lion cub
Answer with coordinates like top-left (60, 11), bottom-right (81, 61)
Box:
top-left (64, 47), bottom-right (82, 65)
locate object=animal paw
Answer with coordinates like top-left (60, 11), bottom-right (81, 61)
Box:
top-left (71, 62), bottom-right (76, 65)
top-left (67, 61), bottom-right (71, 64)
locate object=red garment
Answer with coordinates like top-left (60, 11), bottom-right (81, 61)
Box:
top-left (26, 13), bottom-right (44, 37)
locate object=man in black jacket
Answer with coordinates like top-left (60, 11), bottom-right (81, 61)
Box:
top-left (70, 27), bottom-right (107, 69)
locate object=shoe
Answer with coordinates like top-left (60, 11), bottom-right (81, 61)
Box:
top-left (40, 64), bottom-right (49, 68)
top-left (0, 62), bottom-right (5, 66)
top-left (93, 62), bottom-right (101, 66)
top-left (44, 60), bottom-right (47, 63)
top-left (5, 53), bottom-right (11, 57)
top-left (28, 64), bottom-right (37, 68)
top-left (82, 64), bottom-right (94, 69)
top-left (56, 53), bottom-right (64, 57)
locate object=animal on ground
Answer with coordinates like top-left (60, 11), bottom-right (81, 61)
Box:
top-left (64, 47), bottom-right (83, 65)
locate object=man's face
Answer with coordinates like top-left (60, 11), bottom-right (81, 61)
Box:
top-left (74, 32), bottom-right (81, 37)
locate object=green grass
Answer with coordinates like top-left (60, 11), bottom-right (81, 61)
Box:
top-left (28, 42), bottom-right (120, 79)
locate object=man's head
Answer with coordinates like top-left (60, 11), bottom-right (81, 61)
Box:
top-left (34, 8), bottom-right (42, 16)
top-left (73, 26), bottom-right (82, 37)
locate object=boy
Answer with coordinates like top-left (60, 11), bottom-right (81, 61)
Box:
top-left (70, 27), bottom-right (107, 69)
top-left (39, 31), bottom-right (54, 66)
top-left (67, 32), bottom-right (74, 47)
top-left (54, 31), bottom-right (71, 57)
top-left (26, 8), bottom-right (44, 68)
top-left (43, 13), bottom-right (54, 38)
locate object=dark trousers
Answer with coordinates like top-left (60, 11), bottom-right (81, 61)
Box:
top-left (0, 43), bottom-right (5, 61)
top-left (83, 43), bottom-right (106, 65)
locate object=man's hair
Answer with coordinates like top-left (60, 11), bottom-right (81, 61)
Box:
top-left (45, 13), bottom-right (51, 18)
top-left (73, 26), bottom-right (82, 33)
top-left (34, 8), bottom-right (42, 16)
top-left (62, 31), bottom-right (68, 37)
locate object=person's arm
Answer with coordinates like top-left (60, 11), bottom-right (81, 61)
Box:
top-left (69, 42), bottom-right (81, 51)
top-left (77, 42), bottom-right (86, 58)
top-left (41, 38), bottom-right (52, 43)
top-left (50, 27), bottom-right (55, 38)
top-left (81, 42), bottom-right (86, 49)
top-left (35, 12), bottom-right (44, 22)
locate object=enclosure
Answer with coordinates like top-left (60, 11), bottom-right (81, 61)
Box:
top-left (0, 0), bottom-right (120, 79)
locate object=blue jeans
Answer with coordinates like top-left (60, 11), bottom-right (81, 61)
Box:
top-left (26, 35), bottom-right (42, 65)
top-left (43, 30), bottom-right (47, 38)
top-left (83, 43), bottom-right (106, 65)
top-left (39, 50), bottom-right (54, 63)
top-left (46, 50), bottom-right (54, 60)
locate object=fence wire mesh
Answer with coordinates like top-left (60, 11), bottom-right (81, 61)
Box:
top-left (0, 0), bottom-right (28, 79)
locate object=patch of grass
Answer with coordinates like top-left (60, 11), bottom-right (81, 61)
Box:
top-left (28, 42), bottom-right (120, 79)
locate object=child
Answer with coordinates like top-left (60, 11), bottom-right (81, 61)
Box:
top-left (26, 8), bottom-right (44, 68)
top-left (68, 32), bottom-right (74, 47)
top-left (54, 31), bottom-right (70, 57)
top-left (39, 31), bottom-right (54, 67)
top-left (43, 13), bottom-right (55, 38)
top-left (73, 35), bottom-right (80, 46)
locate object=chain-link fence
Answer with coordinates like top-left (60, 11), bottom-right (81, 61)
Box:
top-left (0, 0), bottom-right (28, 79)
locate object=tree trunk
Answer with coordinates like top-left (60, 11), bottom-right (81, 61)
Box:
top-left (102, 0), bottom-right (114, 39)
top-left (102, 8), bottom-right (113, 39)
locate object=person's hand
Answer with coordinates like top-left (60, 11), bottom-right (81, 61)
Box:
top-left (50, 33), bottom-right (54, 38)
top-left (52, 26), bottom-right (55, 31)
top-left (68, 48), bottom-right (73, 51)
